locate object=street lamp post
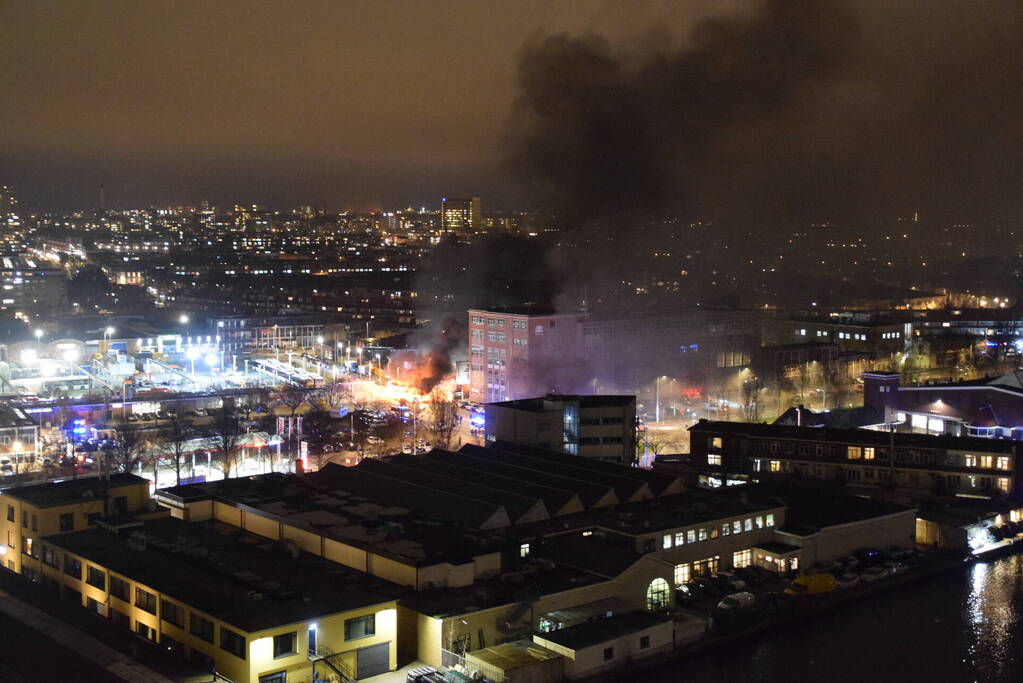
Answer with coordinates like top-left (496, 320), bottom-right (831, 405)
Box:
top-left (654, 376), bottom-right (662, 423)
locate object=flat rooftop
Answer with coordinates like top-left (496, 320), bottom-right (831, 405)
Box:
top-left (749, 482), bottom-right (914, 534)
top-left (537, 611), bottom-right (669, 650)
top-left (159, 472), bottom-right (510, 567)
top-left (44, 516), bottom-right (405, 633)
top-left (2, 473), bottom-right (148, 508)
top-left (519, 485), bottom-right (783, 540)
top-left (488, 395), bottom-right (635, 411)
top-left (691, 419), bottom-right (1015, 453)
top-left (0, 405), bottom-right (35, 428)
top-left (403, 560), bottom-right (608, 619)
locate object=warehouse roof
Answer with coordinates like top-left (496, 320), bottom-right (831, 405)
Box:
top-left (2, 473), bottom-right (148, 508)
top-left (537, 611), bottom-right (670, 650)
top-left (690, 419), bottom-right (1014, 453)
top-left (44, 516), bottom-right (404, 633)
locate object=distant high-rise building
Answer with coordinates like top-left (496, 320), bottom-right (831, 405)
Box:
top-left (440, 196), bottom-right (481, 233)
top-left (0, 185), bottom-right (18, 222)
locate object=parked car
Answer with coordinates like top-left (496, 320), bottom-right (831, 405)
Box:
top-left (887, 546), bottom-right (915, 560)
top-left (882, 560), bottom-right (909, 576)
top-left (854, 547), bottom-right (884, 566)
top-left (836, 573), bottom-right (861, 589)
top-left (860, 566), bottom-right (888, 583)
top-left (837, 555), bottom-right (860, 571)
top-left (709, 575), bottom-right (736, 594)
top-left (366, 436), bottom-right (384, 445)
top-left (732, 567), bottom-right (763, 585)
top-left (717, 592), bottom-right (756, 610)
top-left (715, 571), bottom-right (748, 591)
top-left (784, 573), bottom-right (836, 596)
top-left (693, 577), bottom-right (723, 597)
top-left (756, 591), bottom-right (786, 609)
top-left (815, 561), bottom-right (844, 576)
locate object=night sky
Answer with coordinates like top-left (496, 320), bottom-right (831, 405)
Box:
top-left (1, 0), bottom-right (727, 210)
top-left (5, 0), bottom-right (1023, 221)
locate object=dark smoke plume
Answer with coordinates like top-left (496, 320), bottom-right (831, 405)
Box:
top-left (411, 315), bottom-right (462, 395)
top-left (508, 0), bottom-right (857, 226)
top-left (508, 0), bottom-right (1023, 227)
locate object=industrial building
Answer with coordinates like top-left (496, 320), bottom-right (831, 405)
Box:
top-left (485, 394), bottom-right (637, 463)
top-left (467, 307), bottom-right (760, 404)
top-left (690, 417), bottom-right (1021, 501)
top-left (0, 440), bottom-right (919, 682)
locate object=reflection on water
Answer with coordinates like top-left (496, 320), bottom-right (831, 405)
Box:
top-left (649, 554), bottom-right (1023, 683)
top-left (965, 557), bottom-right (1021, 681)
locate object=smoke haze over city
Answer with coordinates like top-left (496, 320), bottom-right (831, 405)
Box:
top-left (2, 0), bottom-right (1023, 226)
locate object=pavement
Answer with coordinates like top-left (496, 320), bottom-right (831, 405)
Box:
top-left (361, 660), bottom-right (431, 683)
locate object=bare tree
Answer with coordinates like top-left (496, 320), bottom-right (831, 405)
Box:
top-left (425, 390), bottom-right (458, 450)
top-left (644, 430), bottom-right (681, 458)
top-left (302, 410), bottom-right (338, 470)
top-left (314, 380), bottom-right (351, 412)
top-left (741, 373), bottom-right (762, 422)
top-left (108, 423), bottom-right (145, 474)
top-left (244, 386), bottom-right (272, 420)
top-left (158, 404), bottom-right (194, 486)
top-left (210, 408), bottom-right (244, 479)
top-left (275, 385), bottom-right (310, 417)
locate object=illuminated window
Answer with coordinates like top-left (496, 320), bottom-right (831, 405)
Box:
top-left (864, 447), bottom-right (875, 460)
top-left (765, 513), bottom-right (775, 527)
top-left (744, 518), bottom-right (753, 532)
top-left (519, 543), bottom-right (530, 558)
top-left (721, 522), bottom-right (730, 536)
top-left (674, 532), bottom-right (684, 546)
top-left (770, 460), bottom-right (781, 472)
top-left (663, 534), bottom-right (672, 549)
top-left (847, 446), bottom-right (862, 460)
top-left (711, 437), bottom-right (723, 449)
top-left (646, 578), bottom-right (670, 611)
top-left (733, 549), bottom-right (752, 568)
top-left (674, 563), bottom-right (690, 585)
top-left (698, 528), bottom-right (707, 541)
top-left (687, 529), bottom-right (696, 543)
top-left (707, 454), bottom-right (722, 466)
top-left (964, 454), bottom-right (977, 468)
top-left (980, 455), bottom-right (993, 469)
top-left (755, 516), bottom-right (764, 529)
top-left (997, 456), bottom-right (1011, 470)
top-left (998, 478), bottom-right (1010, 493)
top-left (733, 520), bottom-right (742, 534)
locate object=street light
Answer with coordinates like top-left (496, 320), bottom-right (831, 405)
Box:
top-left (34, 328), bottom-right (43, 341)
top-left (654, 375), bottom-right (668, 423)
top-left (186, 347), bottom-right (200, 375)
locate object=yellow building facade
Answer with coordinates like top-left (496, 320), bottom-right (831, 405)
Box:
top-left (0, 473), bottom-right (150, 576)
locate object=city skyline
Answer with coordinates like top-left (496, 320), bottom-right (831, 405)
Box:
top-left (4, 0), bottom-right (1023, 227)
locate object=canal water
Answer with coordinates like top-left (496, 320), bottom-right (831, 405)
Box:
top-left (646, 553), bottom-right (1023, 682)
